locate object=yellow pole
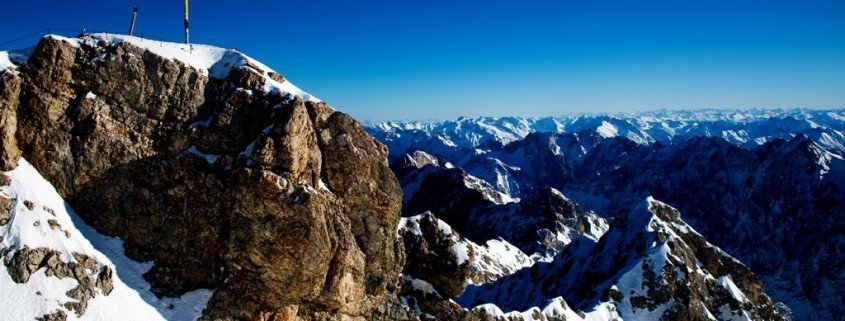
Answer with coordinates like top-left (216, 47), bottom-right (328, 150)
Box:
top-left (183, 0), bottom-right (190, 45)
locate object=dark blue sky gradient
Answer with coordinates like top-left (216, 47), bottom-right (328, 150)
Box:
top-left (2, 0), bottom-right (843, 121)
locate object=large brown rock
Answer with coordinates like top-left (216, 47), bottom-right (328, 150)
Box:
top-left (0, 71), bottom-right (21, 170)
top-left (0, 35), bottom-right (409, 320)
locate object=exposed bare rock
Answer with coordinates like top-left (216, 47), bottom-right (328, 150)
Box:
top-left (1, 246), bottom-right (114, 317)
top-left (0, 71), bottom-right (21, 170)
top-left (35, 310), bottom-right (68, 321)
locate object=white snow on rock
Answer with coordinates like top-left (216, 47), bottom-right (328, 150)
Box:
top-left (0, 52), bottom-right (15, 73)
top-left (47, 33), bottom-right (320, 103)
top-left (467, 238), bottom-right (534, 285)
top-left (0, 47), bottom-right (32, 74)
top-left (401, 274), bottom-right (442, 297)
top-left (472, 298), bottom-right (621, 321)
top-left (717, 275), bottom-right (750, 304)
top-left (596, 121), bottom-right (619, 138)
top-left (0, 159), bottom-right (213, 320)
top-left (397, 213), bottom-right (426, 236)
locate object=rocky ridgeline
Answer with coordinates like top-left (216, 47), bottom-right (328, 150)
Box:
top-left (455, 198), bottom-right (783, 321)
top-left (0, 34), bottom-right (410, 320)
top-left (391, 153), bottom-right (785, 320)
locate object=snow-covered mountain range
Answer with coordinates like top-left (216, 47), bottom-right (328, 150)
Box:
top-left (368, 110), bottom-right (844, 321)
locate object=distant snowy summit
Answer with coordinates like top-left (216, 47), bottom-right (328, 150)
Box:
top-left (368, 109), bottom-right (845, 159)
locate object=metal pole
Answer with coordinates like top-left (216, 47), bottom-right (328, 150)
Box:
top-left (183, 0), bottom-right (190, 45)
top-left (128, 6), bottom-right (139, 36)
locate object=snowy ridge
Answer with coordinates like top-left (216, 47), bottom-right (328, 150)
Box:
top-left (466, 238), bottom-right (533, 285)
top-left (0, 159), bottom-right (212, 320)
top-left (45, 33), bottom-right (319, 103)
top-left (368, 109), bottom-right (845, 162)
top-left (0, 47), bottom-right (31, 74)
top-left (456, 197), bottom-right (780, 321)
top-left (0, 52), bottom-right (15, 72)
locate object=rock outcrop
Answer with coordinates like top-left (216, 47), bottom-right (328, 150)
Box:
top-left (398, 212), bottom-right (475, 299)
top-left (0, 34), bottom-right (409, 320)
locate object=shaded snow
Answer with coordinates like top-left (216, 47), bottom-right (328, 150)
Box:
top-left (186, 146), bottom-right (220, 164)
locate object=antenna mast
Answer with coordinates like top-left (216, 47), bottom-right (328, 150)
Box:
top-left (183, 0), bottom-right (190, 45)
top-left (128, 6), bottom-right (139, 36)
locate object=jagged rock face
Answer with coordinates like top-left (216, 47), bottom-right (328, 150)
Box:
top-left (398, 212), bottom-right (474, 299)
top-left (0, 71), bottom-right (21, 170)
top-left (402, 167), bottom-right (499, 232)
top-left (457, 198), bottom-right (784, 321)
top-left (469, 187), bottom-right (607, 257)
top-left (0, 35), bottom-right (407, 320)
top-left (397, 160), bottom-right (606, 259)
top-left (396, 212), bottom-right (493, 321)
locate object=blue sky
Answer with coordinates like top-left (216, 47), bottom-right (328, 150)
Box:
top-left (2, 0), bottom-right (843, 121)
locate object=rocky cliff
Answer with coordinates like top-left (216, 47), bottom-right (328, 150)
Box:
top-left (0, 34), bottom-right (410, 320)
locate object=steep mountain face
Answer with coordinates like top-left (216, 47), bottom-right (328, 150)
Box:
top-left (1, 34), bottom-right (409, 320)
top-left (458, 198), bottom-right (783, 321)
top-left (395, 155), bottom-right (606, 260)
top-left (369, 113), bottom-right (845, 321)
top-left (390, 164), bottom-right (784, 320)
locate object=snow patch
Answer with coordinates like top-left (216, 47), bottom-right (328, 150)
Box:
top-left (596, 121), bottom-right (619, 138)
top-left (186, 146), bottom-right (220, 164)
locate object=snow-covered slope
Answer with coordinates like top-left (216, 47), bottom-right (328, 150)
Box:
top-left (0, 159), bottom-right (212, 320)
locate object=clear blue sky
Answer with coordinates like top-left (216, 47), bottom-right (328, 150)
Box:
top-left (2, 0), bottom-right (844, 121)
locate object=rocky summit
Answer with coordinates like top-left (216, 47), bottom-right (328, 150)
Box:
top-left (0, 33), bottom-right (797, 321)
top-left (0, 34), bottom-right (408, 320)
